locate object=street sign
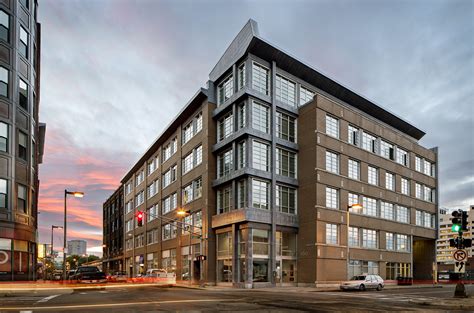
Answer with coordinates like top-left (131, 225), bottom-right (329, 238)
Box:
top-left (455, 261), bottom-right (466, 273)
top-left (453, 249), bottom-right (467, 262)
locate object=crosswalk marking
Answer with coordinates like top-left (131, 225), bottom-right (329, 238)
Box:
top-left (36, 294), bottom-right (60, 303)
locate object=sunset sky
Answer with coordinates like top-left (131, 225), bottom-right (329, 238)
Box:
top-left (37, 0), bottom-right (473, 255)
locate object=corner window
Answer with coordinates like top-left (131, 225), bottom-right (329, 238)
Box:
top-left (252, 101), bottom-right (270, 133)
top-left (217, 74), bottom-right (233, 105)
top-left (326, 224), bottom-right (338, 245)
top-left (276, 147), bottom-right (296, 178)
top-left (0, 66), bottom-right (8, 97)
top-left (252, 62), bottom-right (269, 95)
top-left (299, 86), bottom-right (315, 105)
top-left (0, 10), bottom-right (9, 42)
top-left (19, 26), bottom-right (28, 59)
top-left (237, 63), bottom-right (246, 90)
top-left (275, 74), bottom-right (296, 107)
top-left (18, 131), bottom-right (27, 161)
top-left (17, 184), bottom-right (27, 213)
top-left (252, 140), bottom-right (270, 172)
top-left (19, 79), bottom-right (28, 111)
top-left (276, 111), bottom-right (296, 142)
top-left (276, 185), bottom-right (296, 214)
top-left (252, 179), bottom-right (269, 210)
top-left (0, 122), bottom-right (7, 152)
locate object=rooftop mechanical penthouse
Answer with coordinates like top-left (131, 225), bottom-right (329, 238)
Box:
top-left (103, 19), bottom-right (438, 288)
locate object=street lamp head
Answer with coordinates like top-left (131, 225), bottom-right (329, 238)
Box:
top-left (177, 209), bottom-right (189, 216)
top-left (349, 203), bottom-right (363, 211)
top-left (66, 190), bottom-right (84, 198)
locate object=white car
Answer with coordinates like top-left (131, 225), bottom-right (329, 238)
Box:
top-left (340, 274), bottom-right (384, 291)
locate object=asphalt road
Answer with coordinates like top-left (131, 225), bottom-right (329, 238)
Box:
top-left (0, 285), bottom-right (473, 312)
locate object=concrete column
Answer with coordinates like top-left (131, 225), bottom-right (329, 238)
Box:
top-left (232, 224), bottom-right (238, 285)
top-left (246, 228), bottom-right (253, 288)
top-left (269, 61), bottom-right (278, 286)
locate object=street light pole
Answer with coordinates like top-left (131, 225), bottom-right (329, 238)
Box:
top-left (50, 225), bottom-right (62, 257)
top-left (63, 189), bottom-right (84, 281)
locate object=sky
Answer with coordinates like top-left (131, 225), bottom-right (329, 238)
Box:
top-left (37, 0), bottom-right (474, 255)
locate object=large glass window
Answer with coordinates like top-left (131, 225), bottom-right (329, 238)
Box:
top-left (162, 138), bottom-right (177, 162)
top-left (19, 26), bottom-right (28, 59)
top-left (252, 230), bottom-right (269, 256)
top-left (0, 10), bottom-right (9, 42)
top-left (162, 223), bottom-right (177, 240)
top-left (237, 63), bottom-right (246, 90)
top-left (237, 141), bottom-right (246, 169)
top-left (217, 231), bottom-right (233, 283)
top-left (325, 151), bottom-right (339, 174)
top-left (415, 156), bottom-right (422, 172)
top-left (252, 62), bottom-right (269, 95)
top-left (380, 140), bottom-right (394, 160)
top-left (217, 149), bottom-right (233, 178)
top-left (252, 101), bottom-right (270, 133)
top-left (276, 148), bottom-right (296, 178)
top-left (385, 172), bottom-right (395, 191)
top-left (325, 187), bottom-right (338, 209)
top-left (252, 179), bottom-right (269, 210)
top-left (161, 249), bottom-right (176, 273)
top-left (18, 131), bottom-right (27, 161)
top-left (162, 193), bottom-right (177, 214)
top-left (362, 229), bottom-right (377, 249)
top-left (276, 185), bottom-right (296, 214)
top-left (401, 178), bottom-right (409, 195)
top-left (385, 232), bottom-right (394, 250)
top-left (237, 180), bottom-right (246, 209)
top-left (275, 74), bottom-right (296, 107)
top-left (348, 125), bottom-right (359, 146)
top-left (0, 66), bottom-right (7, 97)
top-left (396, 206), bottom-right (409, 223)
top-left (182, 177), bottom-right (202, 204)
top-left (237, 103), bottom-right (246, 129)
top-left (325, 115), bottom-right (339, 138)
top-left (17, 184), bottom-right (27, 213)
top-left (396, 148), bottom-right (408, 166)
top-left (348, 159), bottom-right (360, 180)
top-left (276, 111), bottom-right (296, 142)
top-left (326, 223), bottom-right (338, 245)
top-left (368, 166), bottom-right (378, 185)
top-left (252, 141), bottom-right (270, 171)
top-left (380, 202), bottom-right (394, 220)
top-left (415, 183), bottom-right (423, 199)
top-left (362, 132), bottom-right (377, 153)
top-left (299, 86), bottom-right (314, 105)
top-left (0, 178), bottom-right (7, 208)
top-left (217, 185), bottom-right (232, 214)
top-left (348, 193), bottom-right (359, 208)
top-left (396, 234), bottom-right (409, 252)
top-left (349, 227), bottom-right (359, 247)
top-left (362, 197), bottom-right (377, 217)
top-left (218, 74), bottom-right (233, 105)
top-left (218, 112), bottom-right (233, 141)
top-left (0, 122), bottom-right (8, 152)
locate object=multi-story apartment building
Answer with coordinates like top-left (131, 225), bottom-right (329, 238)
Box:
top-left (102, 186), bottom-right (124, 273)
top-left (437, 206), bottom-right (473, 264)
top-left (104, 19), bottom-right (438, 287)
top-left (0, 0), bottom-right (45, 281)
top-left (67, 239), bottom-right (86, 256)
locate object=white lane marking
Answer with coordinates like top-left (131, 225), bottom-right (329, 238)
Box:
top-left (20, 311), bottom-right (32, 313)
top-left (1, 298), bottom-right (245, 311)
top-left (99, 291), bottom-right (108, 293)
top-left (79, 292), bottom-right (87, 295)
top-left (36, 294), bottom-right (60, 304)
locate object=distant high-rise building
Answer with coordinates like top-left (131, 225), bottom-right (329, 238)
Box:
top-left (67, 240), bottom-right (87, 256)
top-left (0, 0), bottom-right (45, 281)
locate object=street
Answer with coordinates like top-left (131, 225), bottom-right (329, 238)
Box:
top-left (0, 285), bottom-right (473, 312)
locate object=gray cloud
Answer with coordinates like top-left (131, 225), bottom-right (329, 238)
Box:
top-left (38, 0), bottom-right (473, 247)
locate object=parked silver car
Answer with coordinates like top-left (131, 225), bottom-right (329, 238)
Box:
top-left (340, 274), bottom-right (384, 291)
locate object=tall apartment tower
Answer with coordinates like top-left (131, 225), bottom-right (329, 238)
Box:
top-left (105, 20), bottom-right (438, 287)
top-left (67, 240), bottom-right (87, 256)
top-left (0, 0), bottom-right (45, 281)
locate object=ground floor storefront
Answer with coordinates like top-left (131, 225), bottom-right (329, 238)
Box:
top-left (0, 237), bottom-right (36, 281)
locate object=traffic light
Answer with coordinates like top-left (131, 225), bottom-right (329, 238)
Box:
top-left (461, 210), bottom-right (469, 231)
top-left (136, 211), bottom-right (144, 227)
top-left (464, 238), bottom-right (472, 248)
top-left (449, 238), bottom-right (458, 248)
top-left (452, 210), bottom-right (462, 232)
